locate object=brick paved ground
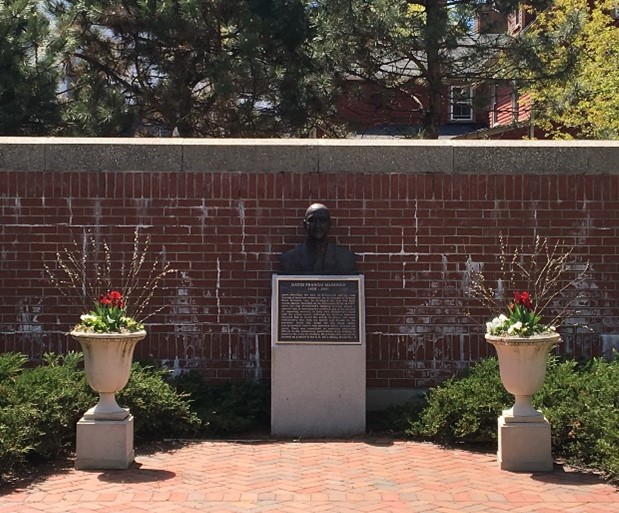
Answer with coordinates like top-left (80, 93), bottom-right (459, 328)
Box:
top-left (1, 440), bottom-right (617, 513)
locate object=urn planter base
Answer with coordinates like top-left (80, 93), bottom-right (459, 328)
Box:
top-left (497, 415), bottom-right (553, 472)
top-left (75, 415), bottom-right (135, 470)
top-left (82, 400), bottom-right (130, 421)
top-left (70, 331), bottom-right (145, 470)
top-left (486, 333), bottom-right (559, 472)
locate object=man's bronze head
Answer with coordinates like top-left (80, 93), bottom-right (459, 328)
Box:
top-left (303, 203), bottom-right (331, 244)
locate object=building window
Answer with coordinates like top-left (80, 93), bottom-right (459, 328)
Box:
top-left (450, 86), bottom-right (473, 121)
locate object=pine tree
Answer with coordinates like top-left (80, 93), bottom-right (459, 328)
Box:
top-left (48, 0), bottom-right (332, 137)
top-left (0, 0), bottom-right (60, 135)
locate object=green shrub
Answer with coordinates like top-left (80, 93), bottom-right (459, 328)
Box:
top-left (172, 371), bottom-right (270, 436)
top-left (0, 353), bottom-right (34, 469)
top-left (0, 404), bottom-right (39, 471)
top-left (538, 357), bottom-right (619, 477)
top-left (117, 364), bottom-right (201, 440)
top-left (0, 352), bottom-right (28, 384)
top-left (0, 352), bottom-right (201, 480)
top-left (405, 355), bottom-right (619, 480)
top-left (367, 400), bottom-right (426, 436)
top-left (1, 353), bottom-right (33, 475)
top-left (8, 352), bottom-right (94, 460)
top-left (407, 358), bottom-right (510, 442)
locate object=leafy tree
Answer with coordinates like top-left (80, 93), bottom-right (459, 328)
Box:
top-left (520, 0), bottom-right (619, 139)
top-left (48, 0), bottom-right (333, 137)
top-left (0, 0), bottom-right (60, 135)
top-left (310, 0), bottom-right (552, 138)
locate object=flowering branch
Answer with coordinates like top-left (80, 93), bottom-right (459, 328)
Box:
top-left (467, 234), bottom-right (589, 336)
top-left (44, 229), bottom-right (177, 330)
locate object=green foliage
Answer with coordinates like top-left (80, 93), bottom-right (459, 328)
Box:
top-left (0, 350), bottom-right (269, 481)
top-left (407, 358), bottom-right (510, 442)
top-left (519, 0), bottom-right (619, 138)
top-left (0, 352), bottom-right (200, 480)
top-left (3, 1), bottom-right (615, 138)
top-left (367, 400), bottom-right (426, 436)
top-left (117, 364), bottom-right (201, 440)
top-left (0, 352), bottom-right (28, 383)
top-left (0, 0), bottom-right (61, 134)
top-left (78, 310), bottom-right (143, 333)
top-left (508, 297), bottom-right (544, 334)
top-left (406, 355), bottom-right (619, 479)
top-left (48, 0), bottom-right (330, 136)
top-left (2, 352), bottom-right (94, 463)
top-left (538, 356), bottom-right (619, 476)
top-left (172, 371), bottom-right (270, 436)
top-left (77, 291), bottom-right (144, 333)
top-left (57, 71), bottom-right (137, 137)
top-left (0, 404), bottom-right (39, 471)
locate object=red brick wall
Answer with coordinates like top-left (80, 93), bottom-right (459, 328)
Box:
top-left (1, 141), bottom-right (617, 389)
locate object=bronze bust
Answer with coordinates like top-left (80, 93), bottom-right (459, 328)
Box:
top-left (280, 203), bottom-right (357, 275)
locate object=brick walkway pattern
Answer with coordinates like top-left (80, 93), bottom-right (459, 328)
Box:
top-left (1, 440), bottom-right (617, 513)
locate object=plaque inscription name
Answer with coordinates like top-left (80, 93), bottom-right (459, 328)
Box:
top-left (272, 275), bottom-right (364, 344)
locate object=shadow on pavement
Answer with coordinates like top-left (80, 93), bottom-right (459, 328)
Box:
top-left (530, 463), bottom-right (618, 489)
top-left (0, 456), bottom-right (74, 496)
top-left (96, 464), bottom-right (176, 484)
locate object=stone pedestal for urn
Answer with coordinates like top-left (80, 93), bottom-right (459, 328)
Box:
top-left (486, 333), bottom-right (560, 472)
top-left (70, 331), bottom-right (146, 470)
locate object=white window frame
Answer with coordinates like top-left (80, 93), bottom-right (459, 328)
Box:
top-left (450, 86), bottom-right (474, 122)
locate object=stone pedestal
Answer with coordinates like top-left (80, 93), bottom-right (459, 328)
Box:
top-left (497, 414), bottom-right (553, 472)
top-left (271, 274), bottom-right (366, 438)
top-left (271, 343), bottom-right (366, 437)
top-left (75, 415), bottom-right (135, 470)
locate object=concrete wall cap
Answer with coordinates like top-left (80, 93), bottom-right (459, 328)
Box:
top-left (1, 137), bottom-right (618, 174)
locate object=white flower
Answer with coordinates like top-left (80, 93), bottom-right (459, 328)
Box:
top-left (80, 314), bottom-right (97, 322)
top-left (507, 321), bottom-right (523, 335)
top-left (486, 314), bottom-right (511, 335)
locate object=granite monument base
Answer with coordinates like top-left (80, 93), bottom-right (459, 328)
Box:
top-left (497, 414), bottom-right (553, 472)
top-left (271, 343), bottom-right (366, 437)
top-left (75, 415), bottom-right (135, 470)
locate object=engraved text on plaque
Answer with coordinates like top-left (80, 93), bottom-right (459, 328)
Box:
top-left (272, 275), bottom-right (364, 344)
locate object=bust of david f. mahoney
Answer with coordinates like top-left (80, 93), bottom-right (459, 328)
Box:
top-left (279, 203), bottom-right (357, 275)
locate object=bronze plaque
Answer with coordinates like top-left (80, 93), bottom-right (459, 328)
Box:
top-left (272, 275), bottom-right (364, 344)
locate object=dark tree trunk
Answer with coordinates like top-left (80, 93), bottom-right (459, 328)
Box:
top-left (422, 0), bottom-right (448, 139)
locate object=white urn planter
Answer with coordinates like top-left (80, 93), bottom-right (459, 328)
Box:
top-left (485, 332), bottom-right (560, 472)
top-left (70, 330), bottom-right (146, 470)
top-left (71, 330), bottom-right (146, 419)
top-left (485, 332), bottom-right (560, 419)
